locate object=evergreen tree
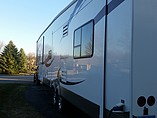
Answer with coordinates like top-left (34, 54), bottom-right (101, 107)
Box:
top-left (18, 48), bottom-right (27, 73)
top-left (0, 41), bottom-right (19, 74)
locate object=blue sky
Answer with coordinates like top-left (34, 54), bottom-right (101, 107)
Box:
top-left (0, 0), bottom-right (72, 54)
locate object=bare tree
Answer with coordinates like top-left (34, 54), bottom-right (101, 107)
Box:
top-left (27, 52), bottom-right (36, 72)
top-left (0, 41), bottom-right (4, 52)
top-left (85, 39), bottom-right (92, 56)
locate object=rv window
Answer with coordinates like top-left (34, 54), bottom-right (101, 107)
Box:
top-left (74, 28), bottom-right (81, 46)
top-left (73, 20), bottom-right (94, 59)
top-left (74, 46), bottom-right (81, 58)
top-left (37, 37), bottom-right (43, 64)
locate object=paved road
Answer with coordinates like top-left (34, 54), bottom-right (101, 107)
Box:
top-left (0, 75), bottom-right (33, 84)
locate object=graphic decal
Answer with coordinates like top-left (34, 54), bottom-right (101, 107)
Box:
top-left (44, 50), bottom-right (55, 67)
top-left (60, 79), bottom-right (85, 85)
top-left (94, 0), bottom-right (125, 24)
top-left (67, 0), bottom-right (84, 26)
top-left (56, 68), bottom-right (85, 85)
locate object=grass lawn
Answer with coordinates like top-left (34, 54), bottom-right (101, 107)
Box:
top-left (0, 84), bottom-right (44, 118)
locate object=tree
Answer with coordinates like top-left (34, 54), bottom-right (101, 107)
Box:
top-left (0, 41), bottom-right (19, 74)
top-left (0, 41), bottom-right (4, 73)
top-left (0, 41), bottom-right (4, 52)
top-left (18, 48), bottom-right (27, 73)
top-left (85, 39), bottom-right (93, 56)
top-left (27, 52), bottom-right (36, 72)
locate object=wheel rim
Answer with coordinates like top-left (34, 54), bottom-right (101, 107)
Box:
top-left (58, 97), bottom-right (62, 111)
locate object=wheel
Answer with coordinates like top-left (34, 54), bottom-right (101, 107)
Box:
top-left (52, 87), bottom-right (56, 104)
top-left (57, 95), bottom-right (62, 111)
top-left (53, 89), bottom-right (63, 112)
top-left (33, 74), bottom-right (36, 83)
top-left (35, 78), bottom-right (40, 85)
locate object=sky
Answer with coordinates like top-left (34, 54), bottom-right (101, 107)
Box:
top-left (0, 0), bottom-right (73, 54)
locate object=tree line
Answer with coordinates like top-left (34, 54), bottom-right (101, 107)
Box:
top-left (0, 40), bottom-right (36, 75)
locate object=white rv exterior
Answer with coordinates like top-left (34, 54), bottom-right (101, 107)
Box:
top-left (36, 0), bottom-right (157, 117)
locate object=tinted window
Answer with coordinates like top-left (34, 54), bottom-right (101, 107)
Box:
top-left (74, 28), bottom-right (81, 46)
top-left (37, 37), bottom-right (43, 64)
top-left (73, 20), bottom-right (94, 59)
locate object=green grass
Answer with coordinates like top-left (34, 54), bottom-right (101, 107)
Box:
top-left (0, 84), bottom-right (44, 118)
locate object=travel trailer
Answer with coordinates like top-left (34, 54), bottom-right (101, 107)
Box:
top-left (35, 0), bottom-right (157, 117)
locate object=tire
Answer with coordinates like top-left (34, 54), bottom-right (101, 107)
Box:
top-left (33, 74), bottom-right (36, 83)
top-left (35, 78), bottom-right (40, 85)
top-left (57, 95), bottom-right (62, 112)
top-left (53, 89), bottom-right (63, 112)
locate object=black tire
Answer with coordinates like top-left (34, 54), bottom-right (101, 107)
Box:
top-left (53, 89), bottom-right (63, 112)
top-left (57, 95), bottom-right (62, 112)
top-left (35, 78), bottom-right (40, 85)
top-left (33, 74), bottom-right (36, 83)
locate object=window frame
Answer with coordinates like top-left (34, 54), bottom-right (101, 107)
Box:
top-left (73, 20), bottom-right (94, 59)
top-left (37, 36), bottom-right (44, 65)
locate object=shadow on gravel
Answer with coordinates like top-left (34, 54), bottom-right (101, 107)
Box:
top-left (25, 84), bottom-right (90, 118)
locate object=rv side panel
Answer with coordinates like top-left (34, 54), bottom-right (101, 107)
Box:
top-left (132, 0), bottom-right (157, 117)
top-left (106, 0), bottom-right (132, 115)
top-left (57, 0), bottom-right (106, 117)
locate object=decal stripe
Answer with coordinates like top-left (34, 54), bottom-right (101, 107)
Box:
top-left (60, 79), bottom-right (85, 85)
top-left (68, 0), bottom-right (84, 26)
top-left (45, 57), bottom-right (55, 67)
top-left (94, 0), bottom-right (125, 24)
top-left (94, 6), bottom-right (105, 24)
top-left (108, 0), bottom-right (125, 14)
